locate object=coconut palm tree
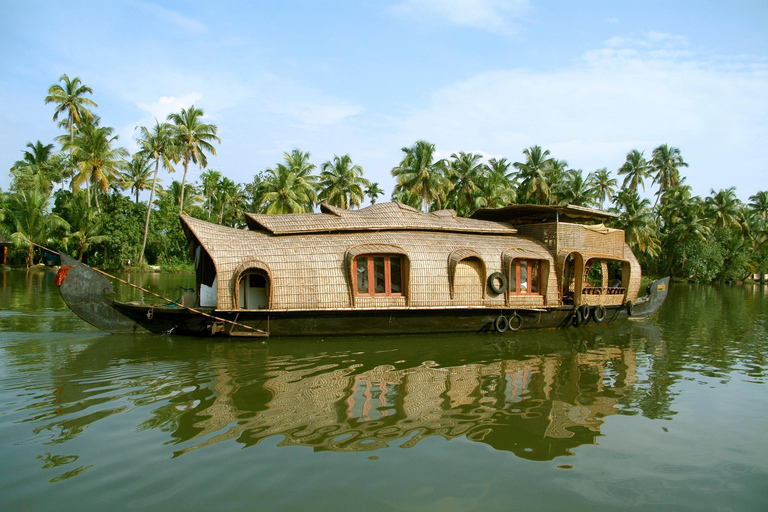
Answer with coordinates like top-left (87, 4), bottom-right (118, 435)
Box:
top-left (217, 179), bottom-right (247, 227)
top-left (588, 168), bottom-right (617, 210)
top-left (10, 141), bottom-right (58, 195)
top-left (660, 193), bottom-right (711, 275)
top-left (705, 187), bottom-right (741, 230)
top-left (136, 120), bottom-right (177, 265)
top-left (164, 180), bottom-right (204, 216)
top-left (556, 170), bottom-right (597, 207)
top-left (651, 144), bottom-right (688, 207)
top-left (318, 154), bottom-right (369, 209)
top-left (45, 74), bottom-right (98, 139)
top-left (748, 191), bottom-right (768, 223)
top-left (391, 140), bottom-right (450, 212)
top-left (200, 169), bottom-right (222, 221)
top-left (545, 158), bottom-right (570, 205)
top-left (122, 154), bottom-right (156, 203)
top-left (69, 123), bottom-right (129, 212)
top-left (61, 193), bottom-right (107, 261)
top-left (477, 157), bottom-right (516, 209)
top-left (447, 152), bottom-right (486, 216)
top-left (390, 186), bottom-right (423, 210)
top-left (514, 145), bottom-right (553, 205)
top-left (259, 164), bottom-right (316, 214)
top-left (612, 189), bottom-right (660, 259)
top-left (364, 182), bottom-right (385, 205)
top-left (2, 190), bottom-right (70, 267)
top-left (617, 149), bottom-right (652, 194)
top-left (282, 149), bottom-right (318, 211)
top-left (45, 74), bottom-right (98, 190)
top-left (166, 105), bottom-right (220, 212)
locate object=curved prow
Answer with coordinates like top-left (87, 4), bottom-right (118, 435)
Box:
top-left (57, 252), bottom-right (147, 334)
top-left (631, 277), bottom-right (670, 317)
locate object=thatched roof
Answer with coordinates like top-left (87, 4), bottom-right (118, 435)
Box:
top-left (245, 202), bottom-right (517, 235)
top-left (471, 204), bottom-right (617, 225)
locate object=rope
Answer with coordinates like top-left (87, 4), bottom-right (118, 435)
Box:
top-left (37, 241), bottom-right (266, 337)
top-left (31, 241), bottom-right (59, 254)
top-left (89, 266), bottom-right (267, 336)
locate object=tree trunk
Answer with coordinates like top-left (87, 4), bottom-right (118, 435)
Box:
top-left (139, 160), bottom-right (160, 265)
top-left (179, 155), bottom-right (189, 213)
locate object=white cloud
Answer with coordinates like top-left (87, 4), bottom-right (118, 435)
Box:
top-left (390, 0), bottom-right (530, 35)
top-left (137, 93), bottom-right (203, 121)
top-left (390, 34), bottom-right (768, 199)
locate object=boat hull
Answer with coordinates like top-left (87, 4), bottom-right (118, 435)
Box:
top-left (57, 250), bottom-right (669, 338)
top-left (113, 280), bottom-right (668, 337)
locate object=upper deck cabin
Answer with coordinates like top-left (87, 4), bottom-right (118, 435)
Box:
top-left (471, 204), bottom-right (640, 306)
top-left (180, 202), bottom-right (640, 313)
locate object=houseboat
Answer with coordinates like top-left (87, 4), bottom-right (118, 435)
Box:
top-left (57, 202), bottom-right (669, 337)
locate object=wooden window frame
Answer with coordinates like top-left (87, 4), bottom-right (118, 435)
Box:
top-left (354, 255), bottom-right (404, 297)
top-left (509, 259), bottom-right (542, 295)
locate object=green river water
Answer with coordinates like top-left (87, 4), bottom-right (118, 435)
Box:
top-left (1, 269), bottom-right (766, 511)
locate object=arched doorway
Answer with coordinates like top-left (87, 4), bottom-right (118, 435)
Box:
top-left (238, 269), bottom-right (270, 310)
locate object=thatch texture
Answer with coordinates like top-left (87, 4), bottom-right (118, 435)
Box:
top-left (180, 202), bottom-right (640, 313)
top-left (181, 211), bottom-right (559, 311)
top-left (516, 222), bottom-right (626, 259)
top-left (246, 202), bottom-right (516, 235)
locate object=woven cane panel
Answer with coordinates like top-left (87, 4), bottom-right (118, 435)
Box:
top-left (557, 223), bottom-right (625, 258)
top-left (452, 259), bottom-right (484, 305)
top-left (625, 245), bottom-right (641, 301)
top-left (181, 215), bottom-right (559, 311)
top-left (508, 294), bottom-right (546, 308)
top-left (515, 223), bottom-right (558, 254)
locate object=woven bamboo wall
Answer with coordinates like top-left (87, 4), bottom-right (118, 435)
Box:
top-left (516, 222), bottom-right (625, 259)
top-left (515, 223), bottom-right (558, 254)
top-left (181, 215), bottom-right (559, 311)
top-left (452, 259), bottom-right (485, 305)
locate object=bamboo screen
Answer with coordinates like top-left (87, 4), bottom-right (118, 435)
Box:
top-left (181, 213), bottom-right (559, 311)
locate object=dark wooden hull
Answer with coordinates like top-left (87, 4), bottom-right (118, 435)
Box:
top-left (110, 300), bottom-right (658, 337)
top-left (58, 251), bottom-right (669, 338)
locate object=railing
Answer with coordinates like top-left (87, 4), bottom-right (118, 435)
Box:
top-left (582, 286), bottom-right (626, 296)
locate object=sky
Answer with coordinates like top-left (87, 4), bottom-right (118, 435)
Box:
top-left (1, 0), bottom-right (766, 205)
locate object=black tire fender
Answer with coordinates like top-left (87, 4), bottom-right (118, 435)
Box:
top-left (626, 300), bottom-right (634, 317)
top-left (592, 305), bottom-right (606, 323)
top-left (572, 309), bottom-right (583, 327)
top-left (488, 272), bottom-right (507, 294)
top-left (508, 312), bottom-right (523, 331)
top-left (494, 315), bottom-right (509, 333)
top-left (579, 304), bottom-right (590, 320)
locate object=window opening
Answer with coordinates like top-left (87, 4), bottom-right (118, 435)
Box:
top-left (355, 255), bottom-right (404, 296)
top-left (510, 259), bottom-right (541, 295)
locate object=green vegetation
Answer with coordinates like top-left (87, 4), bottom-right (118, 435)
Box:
top-left (2, 74), bottom-right (766, 282)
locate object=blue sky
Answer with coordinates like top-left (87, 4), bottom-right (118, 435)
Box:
top-left (1, 0), bottom-right (766, 203)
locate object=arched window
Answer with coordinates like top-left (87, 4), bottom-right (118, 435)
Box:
top-left (354, 254), bottom-right (404, 296)
top-left (509, 259), bottom-right (541, 295)
top-left (448, 249), bottom-right (487, 301)
top-left (345, 244), bottom-right (409, 306)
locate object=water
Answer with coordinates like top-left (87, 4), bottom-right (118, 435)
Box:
top-left (1, 269), bottom-right (767, 511)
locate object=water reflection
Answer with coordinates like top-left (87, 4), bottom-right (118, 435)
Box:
top-left (33, 325), bottom-right (663, 462)
top-left (2, 270), bottom-right (766, 486)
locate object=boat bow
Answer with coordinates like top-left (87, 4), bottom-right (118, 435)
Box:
top-left (56, 253), bottom-right (147, 334)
